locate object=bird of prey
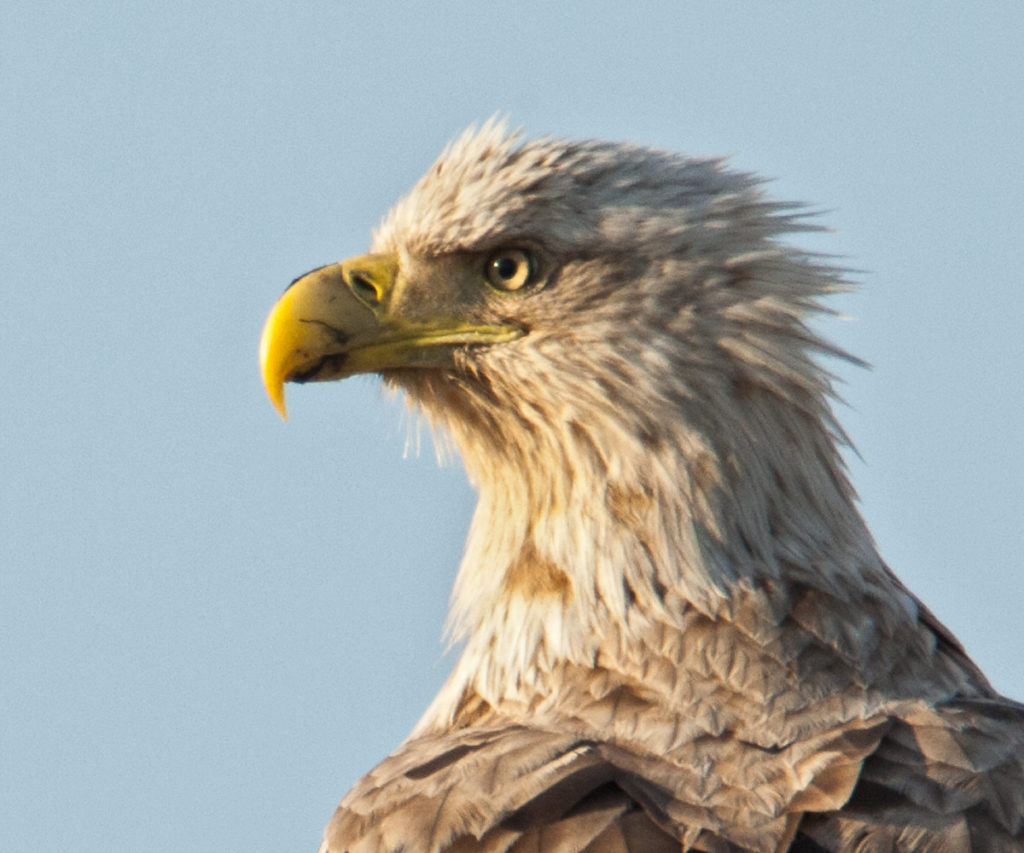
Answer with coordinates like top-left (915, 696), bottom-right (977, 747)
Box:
top-left (259, 122), bottom-right (1024, 852)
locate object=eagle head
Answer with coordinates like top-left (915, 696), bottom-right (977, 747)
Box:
top-left (261, 121), bottom-right (847, 492)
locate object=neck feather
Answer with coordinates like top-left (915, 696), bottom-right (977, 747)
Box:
top-left (402, 365), bottom-right (987, 737)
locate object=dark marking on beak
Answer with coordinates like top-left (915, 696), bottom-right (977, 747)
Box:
top-left (292, 353), bottom-right (350, 384)
top-left (298, 318), bottom-right (350, 346)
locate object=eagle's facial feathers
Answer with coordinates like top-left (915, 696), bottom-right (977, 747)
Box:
top-left (263, 121), bottom-right (843, 440)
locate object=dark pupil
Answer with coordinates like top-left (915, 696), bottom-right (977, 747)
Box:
top-left (495, 256), bottom-right (519, 280)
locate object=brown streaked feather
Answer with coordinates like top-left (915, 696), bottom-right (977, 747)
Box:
top-left (323, 697), bottom-right (1024, 851)
top-left (795, 698), bottom-right (1024, 851)
top-left (503, 541), bottom-right (574, 599)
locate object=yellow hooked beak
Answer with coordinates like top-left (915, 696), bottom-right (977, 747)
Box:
top-left (259, 252), bottom-right (524, 419)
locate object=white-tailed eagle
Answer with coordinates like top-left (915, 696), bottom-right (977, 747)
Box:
top-left (259, 122), bottom-right (1024, 852)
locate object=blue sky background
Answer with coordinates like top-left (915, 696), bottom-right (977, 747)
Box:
top-left (3, 3), bottom-right (1022, 851)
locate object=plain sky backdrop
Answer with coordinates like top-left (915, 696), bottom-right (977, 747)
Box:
top-left (3, 3), bottom-right (1022, 851)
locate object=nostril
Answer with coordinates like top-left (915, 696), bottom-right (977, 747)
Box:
top-left (349, 271), bottom-right (381, 306)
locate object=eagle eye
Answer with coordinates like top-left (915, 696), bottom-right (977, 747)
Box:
top-left (484, 249), bottom-right (534, 292)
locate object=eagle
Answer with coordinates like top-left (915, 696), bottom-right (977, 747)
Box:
top-left (259, 122), bottom-right (1024, 852)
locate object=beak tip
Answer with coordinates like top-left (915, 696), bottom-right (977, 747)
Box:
top-left (265, 377), bottom-right (289, 421)
top-left (260, 306), bottom-right (291, 421)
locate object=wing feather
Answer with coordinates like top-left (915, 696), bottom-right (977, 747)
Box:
top-left (320, 696), bottom-right (1024, 852)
